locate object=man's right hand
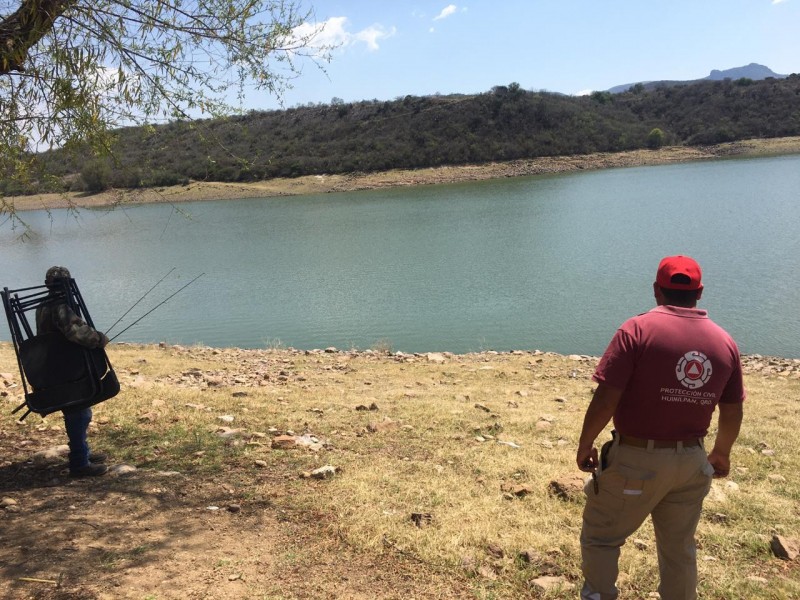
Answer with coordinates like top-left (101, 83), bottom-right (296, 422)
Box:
top-left (576, 445), bottom-right (599, 472)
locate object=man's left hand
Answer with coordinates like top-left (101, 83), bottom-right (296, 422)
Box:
top-left (707, 450), bottom-right (730, 478)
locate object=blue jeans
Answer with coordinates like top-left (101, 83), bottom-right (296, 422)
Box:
top-left (62, 407), bottom-right (92, 470)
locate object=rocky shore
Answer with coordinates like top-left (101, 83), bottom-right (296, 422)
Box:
top-left (8, 136), bottom-right (800, 212)
top-left (113, 343), bottom-right (800, 388)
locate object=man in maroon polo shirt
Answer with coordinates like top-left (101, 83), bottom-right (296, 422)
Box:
top-left (576, 255), bottom-right (745, 600)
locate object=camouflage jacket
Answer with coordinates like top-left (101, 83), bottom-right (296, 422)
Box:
top-left (36, 298), bottom-right (106, 349)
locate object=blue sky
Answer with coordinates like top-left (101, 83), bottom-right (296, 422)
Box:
top-left (251, 0), bottom-right (799, 110)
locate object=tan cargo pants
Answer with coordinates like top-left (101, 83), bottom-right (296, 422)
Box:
top-left (580, 435), bottom-right (714, 600)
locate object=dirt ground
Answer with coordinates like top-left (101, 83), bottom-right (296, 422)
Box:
top-left (0, 425), bottom-right (472, 600)
top-left (7, 136), bottom-right (800, 212)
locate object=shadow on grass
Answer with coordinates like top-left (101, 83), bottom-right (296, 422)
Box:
top-left (0, 419), bottom-right (289, 599)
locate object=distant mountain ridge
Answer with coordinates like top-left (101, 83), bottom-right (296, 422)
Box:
top-left (607, 63), bottom-right (787, 93)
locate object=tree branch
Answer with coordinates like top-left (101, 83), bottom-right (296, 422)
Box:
top-left (1, 0), bottom-right (76, 73)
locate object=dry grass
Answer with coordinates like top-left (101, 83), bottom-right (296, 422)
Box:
top-left (1, 342), bottom-right (799, 598)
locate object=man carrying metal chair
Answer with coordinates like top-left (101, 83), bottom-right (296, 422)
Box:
top-left (36, 266), bottom-right (110, 477)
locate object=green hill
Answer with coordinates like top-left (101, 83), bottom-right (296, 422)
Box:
top-left (7, 74), bottom-right (800, 195)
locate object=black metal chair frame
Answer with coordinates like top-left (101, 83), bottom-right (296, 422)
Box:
top-left (2, 278), bottom-right (119, 420)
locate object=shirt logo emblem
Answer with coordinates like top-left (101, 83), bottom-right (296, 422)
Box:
top-left (676, 351), bottom-right (713, 390)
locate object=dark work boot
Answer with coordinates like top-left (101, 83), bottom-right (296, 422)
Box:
top-left (70, 463), bottom-right (108, 477)
top-left (89, 452), bottom-right (108, 463)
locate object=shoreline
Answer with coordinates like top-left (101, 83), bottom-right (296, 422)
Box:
top-left (7, 136), bottom-right (800, 211)
top-left (3, 340), bottom-right (796, 371)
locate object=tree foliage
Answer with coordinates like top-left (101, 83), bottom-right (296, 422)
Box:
top-left (647, 128), bottom-right (665, 149)
top-left (1, 0), bottom-right (330, 198)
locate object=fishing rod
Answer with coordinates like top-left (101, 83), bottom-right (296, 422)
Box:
top-left (105, 267), bottom-right (176, 336)
top-left (108, 272), bottom-right (205, 342)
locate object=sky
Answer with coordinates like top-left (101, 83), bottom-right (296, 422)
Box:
top-left (248, 0), bottom-right (799, 111)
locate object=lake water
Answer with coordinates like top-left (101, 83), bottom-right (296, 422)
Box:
top-left (2, 154), bottom-right (799, 357)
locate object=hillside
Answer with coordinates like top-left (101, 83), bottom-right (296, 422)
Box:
top-left (5, 74), bottom-right (800, 197)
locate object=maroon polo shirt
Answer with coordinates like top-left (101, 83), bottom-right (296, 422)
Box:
top-left (593, 305), bottom-right (745, 440)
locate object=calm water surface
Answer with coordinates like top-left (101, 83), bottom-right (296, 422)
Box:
top-left (2, 155), bottom-right (799, 357)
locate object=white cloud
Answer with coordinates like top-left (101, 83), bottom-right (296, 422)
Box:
top-left (574, 89), bottom-right (594, 96)
top-left (434, 5), bottom-right (458, 21)
top-left (291, 17), bottom-right (395, 54)
top-left (772, 0), bottom-right (788, 4)
top-left (354, 24), bottom-right (397, 51)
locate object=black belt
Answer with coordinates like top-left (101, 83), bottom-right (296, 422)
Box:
top-left (619, 434), bottom-right (701, 449)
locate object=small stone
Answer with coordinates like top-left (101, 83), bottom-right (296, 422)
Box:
top-left (632, 538), bottom-right (649, 550)
top-left (709, 512), bottom-right (729, 524)
top-left (518, 549), bottom-right (543, 564)
top-left (108, 464), bottom-right (137, 476)
top-left (217, 427), bottom-right (245, 439)
top-left (254, 460), bottom-right (268, 467)
top-left (706, 483), bottom-right (727, 502)
top-left (410, 512), bottom-right (433, 527)
top-left (531, 576), bottom-right (572, 593)
top-left (767, 474), bottom-right (786, 483)
top-left (271, 435), bottom-right (298, 449)
top-left (310, 465), bottom-right (340, 480)
top-left (228, 573), bottom-right (241, 581)
top-left (770, 535), bottom-right (799, 561)
top-left (496, 440), bottom-right (521, 449)
top-left (218, 415), bottom-right (235, 423)
top-left (32, 445), bottom-right (69, 466)
top-left (1, 497), bottom-right (18, 508)
top-left (477, 565), bottom-right (498, 580)
top-left (227, 504), bottom-right (241, 513)
top-left (460, 554), bottom-right (477, 571)
top-left (474, 403), bottom-right (491, 413)
top-left (232, 391), bottom-right (248, 398)
top-left (548, 474), bottom-right (585, 501)
top-left (747, 576), bottom-right (768, 584)
top-left (485, 543), bottom-right (504, 559)
top-left (367, 418), bottom-right (398, 433)
top-left (500, 482), bottom-right (532, 497)
top-left (725, 481), bottom-right (740, 492)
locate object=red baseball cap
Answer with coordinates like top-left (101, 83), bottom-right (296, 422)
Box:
top-left (656, 255), bottom-right (703, 291)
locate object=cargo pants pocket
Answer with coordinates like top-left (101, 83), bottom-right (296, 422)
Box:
top-left (613, 463), bottom-right (656, 510)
